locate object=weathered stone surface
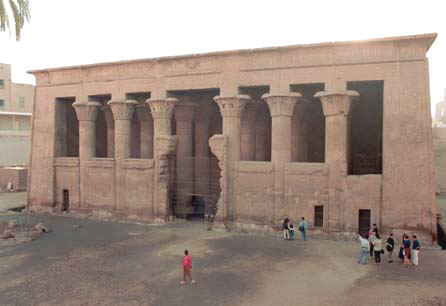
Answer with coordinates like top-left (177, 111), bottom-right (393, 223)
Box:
top-left (27, 34), bottom-right (437, 242)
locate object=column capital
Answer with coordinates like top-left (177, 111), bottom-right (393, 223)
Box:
top-left (146, 97), bottom-right (178, 119)
top-left (262, 92), bottom-right (302, 117)
top-left (135, 104), bottom-right (152, 122)
top-left (314, 90), bottom-right (359, 117)
top-left (262, 93), bottom-right (302, 117)
top-left (107, 100), bottom-right (138, 120)
top-left (213, 95), bottom-right (250, 118)
top-left (73, 101), bottom-right (101, 121)
top-left (175, 102), bottom-right (197, 121)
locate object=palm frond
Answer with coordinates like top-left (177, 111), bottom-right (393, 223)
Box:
top-left (0, 0), bottom-right (10, 32)
top-left (0, 0), bottom-right (30, 40)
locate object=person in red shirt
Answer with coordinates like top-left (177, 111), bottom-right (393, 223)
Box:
top-left (181, 249), bottom-right (195, 285)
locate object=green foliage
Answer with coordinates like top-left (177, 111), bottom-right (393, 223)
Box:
top-left (0, 0), bottom-right (30, 41)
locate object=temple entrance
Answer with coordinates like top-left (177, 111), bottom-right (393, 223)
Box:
top-left (167, 89), bottom-right (222, 220)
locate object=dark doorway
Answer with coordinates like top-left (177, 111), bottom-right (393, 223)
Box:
top-left (62, 189), bottom-right (69, 212)
top-left (314, 205), bottom-right (324, 227)
top-left (358, 209), bottom-right (371, 237)
top-left (188, 195), bottom-right (205, 220)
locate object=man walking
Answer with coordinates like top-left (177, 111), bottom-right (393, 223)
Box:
top-left (298, 217), bottom-right (308, 241)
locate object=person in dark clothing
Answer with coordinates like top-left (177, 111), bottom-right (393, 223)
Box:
top-left (289, 223), bottom-right (295, 240)
top-left (386, 233), bottom-right (395, 263)
top-left (282, 218), bottom-right (290, 240)
top-left (403, 235), bottom-right (411, 267)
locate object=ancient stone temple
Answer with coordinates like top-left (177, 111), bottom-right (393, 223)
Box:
top-left (28, 33), bottom-right (437, 240)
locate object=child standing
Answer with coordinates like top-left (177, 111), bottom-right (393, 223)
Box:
top-left (181, 249), bottom-right (195, 285)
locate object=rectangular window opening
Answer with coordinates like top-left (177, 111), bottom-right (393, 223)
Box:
top-left (347, 81), bottom-right (383, 175)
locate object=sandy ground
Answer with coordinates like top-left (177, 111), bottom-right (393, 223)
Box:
top-left (0, 214), bottom-right (445, 306)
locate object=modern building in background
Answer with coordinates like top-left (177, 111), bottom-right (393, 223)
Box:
top-left (0, 63), bottom-right (34, 166)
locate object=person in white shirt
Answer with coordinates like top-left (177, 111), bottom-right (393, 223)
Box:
top-left (358, 234), bottom-right (369, 264)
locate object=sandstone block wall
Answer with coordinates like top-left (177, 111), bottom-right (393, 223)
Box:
top-left (27, 34), bottom-right (437, 239)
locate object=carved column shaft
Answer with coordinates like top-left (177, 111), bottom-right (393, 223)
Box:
top-left (102, 106), bottom-right (115, 158)
top-left (315, 91), bottom-right (359, 174)
top-left (263, 94), bottom-right (301, 163)
top-left (175, 103), bottom-right (196, 216)
top-left (315, 90), bottom-right (359, 231)
top-left (146, 98), bottom-right (178, 220)
top-left (195, 116), bottom-right (211, 210)
top-left (262, 93), bottom-right (300, 224)
top-left (108, 100), bottom-right (137, 159)
top-left (73, 102), bottom-right (101, 160)
top-left (241, 103), bottom-right (258, 161)
top-left (136, 105), bottom-right (153, 159)
top-left (213, 95), bottom-right (250, 223)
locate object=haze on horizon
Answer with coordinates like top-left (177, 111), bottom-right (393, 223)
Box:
top-left (1, 0), bottom-right (444, 115)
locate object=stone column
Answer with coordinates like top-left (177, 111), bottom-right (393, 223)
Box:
top-left (314, 90), bottom-right (359, 231)
top-left (108, 100), bottom-right (138, 159)
top-left (262, 93), bottom-right (301, 224)
top-left (241, 103), bottom-right (258, 161)
top-left (102, 106), bottom-right (115, 158)
top-left (146, 98), bottom-right (177, 150)
top-left (195, 104), bottom-right (212, 216)
top-left (146, 98), bottom-right (178, 220)
top-left (293, 101), bottom-right (308, 162)
top-left (255, 107), bottom-right (269, 161)
top-left (213, 95), bottom-right (250, 224)
top-left (108, 100), bottom-right (137, 212)
top-left (135, 105), bottom-right (153, 159)
top-left (174, 102), bottom-right (196, 217)
top-left (73, 102), bottom-right (101, 160)
top-left (73, 101), bottom-right (101, 210)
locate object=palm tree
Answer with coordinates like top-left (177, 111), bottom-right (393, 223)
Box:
top-left (0, 0), bottom-right (30, 41)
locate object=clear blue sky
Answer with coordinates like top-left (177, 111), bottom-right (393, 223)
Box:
top-left (1, 0), bottom-right (444, 115)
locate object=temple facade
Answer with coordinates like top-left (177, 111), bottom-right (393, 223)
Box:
top-left (28, 34), bottom-right (437, 240)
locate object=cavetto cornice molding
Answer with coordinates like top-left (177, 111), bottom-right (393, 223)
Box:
top-left (28, 33), bottom-right (436, 74)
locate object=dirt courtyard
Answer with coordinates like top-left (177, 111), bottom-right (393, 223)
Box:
top-left (0, 214), bottom-right (445, 306)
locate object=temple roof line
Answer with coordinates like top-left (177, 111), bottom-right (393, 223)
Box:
top-left (28, 33), bottom-right (437, 74)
